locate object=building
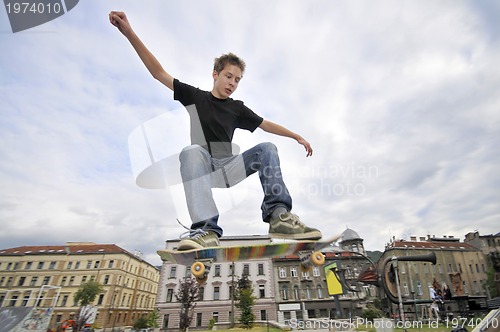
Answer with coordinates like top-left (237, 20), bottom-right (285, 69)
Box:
top-left (0, 242), bottom-right (160, 330)
top-left (272, 228), bottom-right (377, 322)
top-left (378, 235), bottom-right (489, 318)
top-left (156, 235), bottom-right (277, 331)
top-left (464, 231), bottom-right (500, 297)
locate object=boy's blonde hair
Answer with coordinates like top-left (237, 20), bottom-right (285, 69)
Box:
top-left (214, 53), bottom-right (246, 75)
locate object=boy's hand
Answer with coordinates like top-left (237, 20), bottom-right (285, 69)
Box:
top-left (109, 11), bottom-right (132, 37)
top-left (297, 138), bottom-right (313, 157)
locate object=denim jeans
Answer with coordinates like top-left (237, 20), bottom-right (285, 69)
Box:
top-left (179, 142), bottom-right (292, 236)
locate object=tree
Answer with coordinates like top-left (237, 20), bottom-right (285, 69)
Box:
top-left (73, 280), bottom-right (103, 331)
top-left (133, 309), bottom-right (160, 328)
top-left (235, 273), bottom-right (255, 329)
top-left (175, 277), bottom-right (199, 332)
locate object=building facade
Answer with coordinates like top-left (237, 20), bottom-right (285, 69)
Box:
top-left (156, 235), bottom-right (277, 331)
top-left (0, 242), bottom-right (160, 330)
top-left (464, 231), bottom-right (500, 297)
top-left (379, 235), bottom-right (489, 318)
top-left (272, 228), bottom-right (377, 322)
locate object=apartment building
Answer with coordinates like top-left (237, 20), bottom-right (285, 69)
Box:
top-left (379, 235), bottom-right (489, 318)
top-left (465, 231), bottom-right (500, 296)
top-left (272, 228), bottom-right (377, 321)
top-left (156, 235), bottom-right (276, 331)
top-left (0, 242), bottom-right (160, 330)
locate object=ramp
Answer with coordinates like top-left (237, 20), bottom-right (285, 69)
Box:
top-left (0, 307), bottom-right (52, 332)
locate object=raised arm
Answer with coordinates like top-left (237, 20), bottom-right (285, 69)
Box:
top-left (259, 120), bottom-right (313, 157)
top-left (109, 11), bottom-right (174, 91)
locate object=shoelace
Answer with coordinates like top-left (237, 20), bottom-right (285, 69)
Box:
top-left (281, 213), bottom-right (306, 227)
top-left (177, 219), bottom-right (209, 239)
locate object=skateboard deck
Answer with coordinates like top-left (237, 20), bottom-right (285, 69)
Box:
top-left (157, 234), bottom-right (341, 282)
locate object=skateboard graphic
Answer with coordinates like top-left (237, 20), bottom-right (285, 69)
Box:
top-left (157, 234), bottom-right (341, 283)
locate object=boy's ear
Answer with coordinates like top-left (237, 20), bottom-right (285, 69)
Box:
top-left (212, 70), bottom-right (218, 80)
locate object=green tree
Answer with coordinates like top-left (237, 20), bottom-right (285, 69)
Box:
top-left (486, 266), bottom-right (499, 298)
top-left (235, 273), bottom-right (255, 329)
top-left (175, 277), bottom-right (199, 332)
top-left (73, 280), bottom-right (103, 331)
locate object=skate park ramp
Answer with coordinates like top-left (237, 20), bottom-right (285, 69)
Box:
top-left (0, 307), bottom-right (52, 332)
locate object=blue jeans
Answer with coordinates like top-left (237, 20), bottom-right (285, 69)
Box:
top-left (179, 142), bottom-right (292, 236)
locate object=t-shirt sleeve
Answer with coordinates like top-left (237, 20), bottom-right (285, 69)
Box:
top-left (173, 78), bottom-right (200, 106)
top-left (237, 102), bottom-right (264, 132)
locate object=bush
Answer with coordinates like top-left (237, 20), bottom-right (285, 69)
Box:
top-left (362, 303), bottom-right (384, 322)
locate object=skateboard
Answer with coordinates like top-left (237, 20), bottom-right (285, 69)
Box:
top-left (157, 234), bottom-right (341, 283)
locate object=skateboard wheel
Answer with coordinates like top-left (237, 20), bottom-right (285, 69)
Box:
top-left (311, 251), bottom-right (325, 265)
top-left (191, 261), bottom-right (206, 278)
top-left (196, 275), bottom-right (208, 284)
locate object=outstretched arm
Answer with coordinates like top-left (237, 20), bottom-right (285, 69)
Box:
top-left (109, 11), bottom-right (174, 91)
top-left (259, 120), bottom-right (313, 157)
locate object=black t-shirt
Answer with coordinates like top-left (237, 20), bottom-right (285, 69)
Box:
top-left (174, 79), bottom-right (263, 158)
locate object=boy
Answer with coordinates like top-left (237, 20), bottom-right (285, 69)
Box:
top-left (109, 11), bottom-right (322, 250)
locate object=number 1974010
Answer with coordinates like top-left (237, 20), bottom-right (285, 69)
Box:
top-left (6, 2), bottom-right (62, 14)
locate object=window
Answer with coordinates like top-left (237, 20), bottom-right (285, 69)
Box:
top-left (30, 276), bottom-right (38, 286)
top-left (279, 267), bottom-right (287, 278)
top-left (417, 281), bottom-right (423, 296)
top-left (212, 312), bottom-right (219, 323)
top-left (312, 267), bottom-right (320, 277)
top-left (103, 275), bottom-right (110, 285)
top-left (49, 261), bottom-right (57, 270)
top-left (258, 264), bottom-right (264, 275)
top-left (317, 285), bottom-right (323, 299)
top-left (169, 267), bottom-right (177, 279)
top-left (403, 282), bottom-right (409, 296)
top-left (243, 264), bottom-right (250, 275)
top-left (37, 262), bottom-right (44, 270)
top-left (94, 261), bottom-right (100, 269)
top-left (86, 261), bottom-right (92, 269)
top-left (259, 284), bottom-right (265, 298)
top-left (166, 289), bottom-right (174, 302)
top-left (163, 314), bottom-right (170, 329)
top-left (82, 276), bottom-right (87, 284)
top-left (260, 310), bottom-right (267, 321)
top-left (198, 287), bottom-right (204, 301)
top-left (69, 276), bottom-right (75, 286)
top-left (305, 286), bottom-right (311, 300)
top-left (213, 287), bottom-right (220, 300)
top-left (281, 285), bottom-right (288, 300)
top-left (75, 261), bottom-right (80, 269)
top-left (9, 295), bottom-right (18, 307)
top-left (293, 285), bottom-right (300, 300)
top-left (214, 265), bottom-right (221, 277)
top-left (18, 277), bottom-right (26, 286)
top-left (43, 276), bottom-right (50, 285)
top-left (25, 262), bottom-right (33, 270)
top-left (61, 276), bottom-right (67, 286)
top-left (108, 260), bottom-right (114, 268)
top-left (196, 313), bottom-right (202, 327)
top-left (97, 294), bottom-right (104, 305)
top-left (290, 268), bottom-right (298, 278)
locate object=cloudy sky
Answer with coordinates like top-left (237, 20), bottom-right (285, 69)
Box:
top-left (1, 0), bottom-right (499, 266)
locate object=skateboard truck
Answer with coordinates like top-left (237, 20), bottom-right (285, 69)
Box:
top-left (298, 250), bottom-right (325, 271)
top-left (191, 259), bottom-right (212, 284)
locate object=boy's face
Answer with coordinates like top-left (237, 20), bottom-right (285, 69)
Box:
top-left (212, 64), bottom-right (242, 99)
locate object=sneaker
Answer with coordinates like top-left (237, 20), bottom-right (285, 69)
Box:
top-left (269, 212), bottom-right (322, 240)
top-left (178, 230), bottom-right (220, 251)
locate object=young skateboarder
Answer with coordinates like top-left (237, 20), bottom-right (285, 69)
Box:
top-left (109, 11), bottom-right (322, 250)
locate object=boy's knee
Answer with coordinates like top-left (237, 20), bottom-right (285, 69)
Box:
top-left (179, 144), bottom-right (208, 163)
top-left (258, 142), bottom-right (278, 154)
